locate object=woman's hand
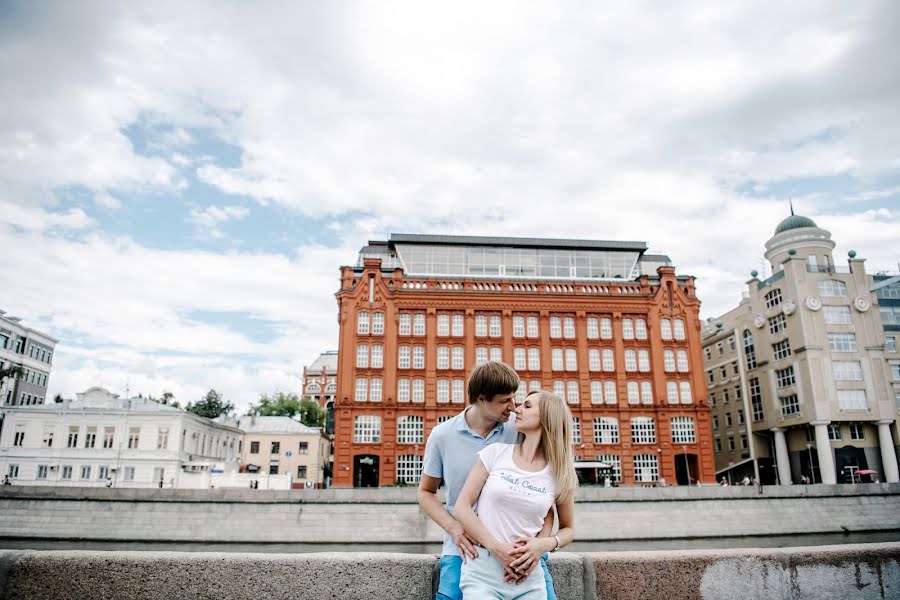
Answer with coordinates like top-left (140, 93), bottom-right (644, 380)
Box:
top-left (506, 536), bottom-right (555, 581)
top-left (489, 541), bottom-right (524, 581)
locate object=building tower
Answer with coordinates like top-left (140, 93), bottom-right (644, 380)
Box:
top-left (703, 215), bottom-right (900, 484)
top-left (332, 234), bottom-right (715, 487)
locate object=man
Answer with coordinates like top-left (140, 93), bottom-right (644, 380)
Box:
top-left (417, 361), bottom-right (557, 600)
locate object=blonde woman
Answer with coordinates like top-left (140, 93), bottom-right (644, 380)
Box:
top-left (454, 390), bottom-right (577, 600)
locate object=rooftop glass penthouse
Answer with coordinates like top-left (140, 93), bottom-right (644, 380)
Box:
top-left (355, 234), bottom-right (671, 281)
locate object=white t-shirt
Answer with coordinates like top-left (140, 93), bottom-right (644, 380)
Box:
top-left (475, 443), bottom-right (556, 544)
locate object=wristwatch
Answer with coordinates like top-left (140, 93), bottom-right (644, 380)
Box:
top-left (551, 534), bottom-right (561, 552)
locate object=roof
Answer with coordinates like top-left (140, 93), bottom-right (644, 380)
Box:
top-left (307, 350), bottom-right (338, 372)
top-left (774, 214), bottom-right (817, 234)
top-left (387, 233), bottom-right (648, 252)
top-left (237, 415), bottom-right (322, 435)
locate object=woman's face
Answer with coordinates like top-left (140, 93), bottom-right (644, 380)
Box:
top-left (514, 393), bottom-right (542, 432)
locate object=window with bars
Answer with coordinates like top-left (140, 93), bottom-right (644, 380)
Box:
top-left (676, 350), bottom-right (689, 372)
top-left (571, 417), bottom-right (581, 443)
top-left (590, 381), bottom-right (603, 404)
top-left (356, 344), bottom-right (369, 368)
top-left (828, 333), bottom-right (857, 352)
top-left (397, 379), bottom-right (410, 403)
top-left (587, 317), bottom-right (599, 339)
top-left (819, 280), bottom-right (848, 298)
top-left (357, 312), bottom-right (370, 335)
top-left (764, 289), bottom-right (783, 308)
top-left (593, 417), bottom-right (619, 444)
top-left (527, 316), bottom-right (539, 338)
top-left (567, 381), bottom-right (579, 404)
top-left (437, 314), bottom-right (449, 336)
top-left (475, 315), bottom-right (487, 337)
top-left (837, 390), bottom-right (867, 410)
top-left (552, 349), bottom-right (564, 371)
top-left (671, 416), bottom-right (696, 443)
top-left (627, 381), bottom-right (640, 404)
top-left (635, 318), bottom-right (647, 340)
top-left (452, 347), bottom-right (465, 370)
top-left (660, 319), bottom-right (672, 340)
top-left (372, 312), bottom-right (384, 335)
top-left (398, 346), bottom-right (411, 369)
top-left (631, 417), bottom-right (656, 444)
top-left (515, 386), bottom-right (527, 403)
top-left (600, 318), bottom-right (613, 339)
top-left (674, 319), bottom-right (685, 340)
top-left (565, 349), bottom-right (577, 371)
top-left (452, 314), bottom-right (464, 337)
top-left (823, 306), bottom-right (852, 325)
top-left (528, 348), bottom-right (540, 371)
top-left (553, 381), bottom-right (565, 400)
top-left (475, 347), bottom-right (488, 364)
top-left (354, 416), bottom-right (381, 443)
top-left (514, 348), bottom-right (526, 370)
top-left (436, 346), bottom-right (449, 369)
top-left (589, 349), bottom-right (601, 371)
top-left (355, 377), bottom-right (368, 402)
top-left (371, 345), bottom-right (383, 368)
top-left (780, 395), bottom-right (800, 416)
top-left (633, 454), bottom-right (659, 482)
top-left (410, 379), bottom-right (425, 403)
top-left (413, 314), bottom-right (425, 336)
top-left (370, 378), bottom-right (382, 402)
top-left (624, 350), bottom-right (637, 372)
top-left (489, 315), bottom-right (501, 337)
top-left (602, 349), bottom-right (615, 371)
top-left (397, 416), bottom-right (424, 444)
top-left (513, 316), bottom-right (525, 338)
top-left (663, 350), bottom-right (675, 372)
top-left (489, 347), bottom-right (502, 362)
top-left (640, 381), bottom-right (653, 404)
top-left (622, 318), bottom-right (634, 340)
top-left (768, 313), bottom-right (787, 335)
top-left (598, 454), bottom-right (622, 482)
top-left (396, 455), bottom-right (423, 484)
top-left (776, 366), bottom-right (795, 388)
top-left (743, 330), bottom-right (757, 370)
top-left (605, 381), bottom-right (617, 404)
top-left (638, 350), bottom-right (650, 372)
top-left (550, 317), bottom-right (562, 338)
top-left (832, 361), bottom-right (862, 381)
top-left (667, 381), bottom-right (679, 404)
top-left (750, 378), bottom-right (763, 421)
top-left (436, 379), bottom-right (450, 403)
top-left (399, 313), bottom-right (411, 335)
top-left (563, 317), bottom-right (576, 339)
top-left (451, 380), bottom-right (465, 403)
top-left (773, 340), bottom-right (792, 361)
top-left (412, 346), bottom-right (425, 369)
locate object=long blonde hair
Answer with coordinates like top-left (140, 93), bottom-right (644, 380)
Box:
top-left (527, 390), bottom-right (577, 504)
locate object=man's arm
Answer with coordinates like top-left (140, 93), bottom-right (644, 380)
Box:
top-left (417, 476), bottom-right (479, 560)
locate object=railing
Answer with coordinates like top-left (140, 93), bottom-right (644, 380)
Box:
top-left (807, 265), bottom-right (851, 274)
top-left (396, 280), bottom-right (648, 296)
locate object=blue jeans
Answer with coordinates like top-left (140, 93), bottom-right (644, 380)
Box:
top-left (437, 553), bottom-right (556, 600)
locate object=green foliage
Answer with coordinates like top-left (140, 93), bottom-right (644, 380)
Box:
top-left (0, 365), bottom-right (24, 384)
top-left (186, 389), bottom-right (234, 419)
top-left (53, 394), bottom-right (63, 403)
top-left (247, 393), bottom-right (325, 428)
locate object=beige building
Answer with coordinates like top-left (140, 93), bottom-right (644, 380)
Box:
top-left (703, 214), bottom-right (900, 485)
top-left (1, 309), bottom-right (58, 408)
top-left (237, 416), bottom-right (329, 488)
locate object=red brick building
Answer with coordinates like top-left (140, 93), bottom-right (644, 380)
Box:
top-left (332, 234), bottom-right (715, 487)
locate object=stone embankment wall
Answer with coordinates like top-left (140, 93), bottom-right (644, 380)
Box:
top-left (0, 484), bottom-right (898, 543)
top-left (0, 543), bottom-right (898, 600)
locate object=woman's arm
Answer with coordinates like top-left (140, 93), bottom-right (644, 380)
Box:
top-left (454, 458), bottom-right (519, 576)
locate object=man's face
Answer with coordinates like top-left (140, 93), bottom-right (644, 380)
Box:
top-left (480, 391), bottom-right (517, 424)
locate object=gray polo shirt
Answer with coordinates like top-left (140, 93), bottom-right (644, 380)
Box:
top-left (422, 406), bottom-right (518, 556)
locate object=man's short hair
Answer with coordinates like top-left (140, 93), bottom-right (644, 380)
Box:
top-left (467, 361), bottom-right (520, 404)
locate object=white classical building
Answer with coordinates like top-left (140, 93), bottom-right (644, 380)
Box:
top-left (0, 309), bottom-right (58, 407)
top-left (0, 387), bottom-right (243, 488)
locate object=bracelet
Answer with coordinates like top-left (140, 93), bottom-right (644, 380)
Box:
top-left (551, 534), bottom-right (561, 552)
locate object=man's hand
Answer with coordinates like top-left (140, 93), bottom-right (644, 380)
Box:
top-left (488, 541), bottom-right (525, 581)
top-left (448, 521), bottom-right (479, 562)
top-left (505, 536), bottom-right (555, 582)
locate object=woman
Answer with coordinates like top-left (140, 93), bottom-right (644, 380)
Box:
top-left (454, 390), bottom-right (577, 600)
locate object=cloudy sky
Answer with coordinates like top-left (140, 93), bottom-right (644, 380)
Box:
top-left (1, 1), bottom-right (898, 413)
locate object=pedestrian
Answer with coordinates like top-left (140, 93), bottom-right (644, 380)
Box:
top-left (2, 475), bottom-right (11, 485)
top-left (740, 475), bottom-right (750, 486)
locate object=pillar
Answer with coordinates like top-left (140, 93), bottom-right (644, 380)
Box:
top-left (811, 421), bottom-right (837, 484)
top-left (877, 420), bottom-right (900, 483)
top-left (771, 427), bottom-right (792, 485)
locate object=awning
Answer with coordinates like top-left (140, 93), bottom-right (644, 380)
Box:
top-left (574, 461), bottom-right (612, 469)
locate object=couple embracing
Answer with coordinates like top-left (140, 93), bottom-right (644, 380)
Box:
top-left (417, 361), bottom-right (577, 600)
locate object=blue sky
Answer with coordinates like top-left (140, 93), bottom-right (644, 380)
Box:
top-left (0, 1), bottom-right (898, 412)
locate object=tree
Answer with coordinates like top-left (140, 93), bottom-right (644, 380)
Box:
top-left (186, 389), bottom-right (234, 419)
top-left (53, 394), bottom-right (63, 403)
top-left (0, 364), bottom-right (24, 385)
top-left (161, 391), bottom-right (175, 405)
top-left (246, 392), bottom-right (325, 428)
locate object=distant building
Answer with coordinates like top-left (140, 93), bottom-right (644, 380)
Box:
top-left (0, 386), bottom-right (242, 488)
top-left (236, 415), bottom-right (330, 488)
top-left (302, 350), bottom-right (338, 433)
top-left (872, 274), bottom-right (900, 407)
top-left (0, 309), bottom-right (57, 408)
top-left (332, 233), bottom-right (715, 487)
top-left (703, 214), bottom-right (899, 485)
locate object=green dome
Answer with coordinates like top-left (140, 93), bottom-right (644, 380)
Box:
top-left (775, 214), bottom-right (817, 234)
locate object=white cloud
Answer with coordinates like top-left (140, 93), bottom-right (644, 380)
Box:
top-left (187, 204), bottom-right (250, 239)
